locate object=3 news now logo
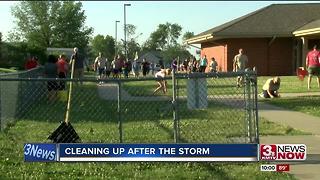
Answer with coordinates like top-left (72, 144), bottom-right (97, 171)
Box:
top-left (24, 144), bottom-right (57, 162)
top-left (260, 144), bottom-right (306, 161)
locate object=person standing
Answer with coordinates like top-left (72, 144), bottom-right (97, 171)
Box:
top-left (171, 58), bottom-right (178, 72)
top-left (94, 52), bottom-right (106, 85)
top-left (141, 58), bottom-right (149, 77)
top-left (56, 54), bottom-right (69, 90)
top-left (199, 55), bottom-right (208, 73)
top-left (233, 48), bottom-right (248, 87)
top-left (105, 57), bottom-right (112, 78)
top-left (132, 59), bottom-right (140, 78)
top-left (306, 45), bottom-right (320, 90)
top-left (44, 55), bottom-right (58, 101)
top-left (210, 57), bottom-right (218, 73)
top-left (70, 47), bottom-right (84, 84)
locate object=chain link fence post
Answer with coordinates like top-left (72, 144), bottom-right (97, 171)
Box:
top-left (172, 69), bottom-right (179, 143)
top-left (118, 80), bottom-right (123, 143)
top-left (252, 69), bottom-right (260, 144)
top-left (245, 72), bottom-right (252, 143)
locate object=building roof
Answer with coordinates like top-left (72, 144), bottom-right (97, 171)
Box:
top-left (137, 51), bottom-right (163, 64)
top-left (293, 19), bottom-right (320, 36)
top-left (187, 3), bottom-right (320, 44)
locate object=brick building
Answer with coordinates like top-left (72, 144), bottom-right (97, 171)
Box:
top-left (186, 3), bottom-right (320, 75)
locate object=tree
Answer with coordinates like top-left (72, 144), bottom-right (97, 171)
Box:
top-left (90, 35), bottom-right (115, 61)
top-left (182, 31), bottom-right (194, 43)
top-left (10, 1), bottom-right (93, 50)
top-left (144, 22), bottom-right (182, 50)
top-left (125, 24), bottom-right (136, 40)
top-left (161, 44), bottom-right (191, 64)
top-left (127, 39), bottom-right (141, 60)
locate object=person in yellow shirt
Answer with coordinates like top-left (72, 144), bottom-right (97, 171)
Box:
top-left (260, 77), bottom-right (281, 98)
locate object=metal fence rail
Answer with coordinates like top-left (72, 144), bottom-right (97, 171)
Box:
top-left (0, 70), bottom-right (258, 144)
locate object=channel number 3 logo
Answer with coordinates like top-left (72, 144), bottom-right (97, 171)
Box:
top-left (24, 144), bottom-right (32, 155)
top-left (262, 145), bottom-right (275, 157)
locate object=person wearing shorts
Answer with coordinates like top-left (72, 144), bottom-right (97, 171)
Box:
top-left (153, 69), bottom-right (171, 94)
top-left (233, 48), bottom-right (248, 87)
top-left (306, 45), bottom-right (320, 90)
top-left (94, 52), bottom-right (106, 84)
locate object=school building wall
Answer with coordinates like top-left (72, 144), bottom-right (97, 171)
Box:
top-left (201, 37), bottom-right (294, 75)
top-left (201, 40), bottom-right (228, 72)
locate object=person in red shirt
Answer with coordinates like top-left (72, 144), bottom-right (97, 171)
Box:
top-left (24, 56), bottom-right (38, 70)
top-left (306, 45), bottom-right (320, 90)
top-left (56, 54), bottom-right (69, 90)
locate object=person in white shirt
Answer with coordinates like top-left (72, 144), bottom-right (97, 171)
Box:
top-left (153, 68), bottom-right (171, 94)
top-left (94, 52), bottom-right (106, 84)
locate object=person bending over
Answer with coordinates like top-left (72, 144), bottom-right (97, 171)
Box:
top-left (153, 69), bottom-right (171, 94)
top-left (261, 76), bottom-right (281, 98)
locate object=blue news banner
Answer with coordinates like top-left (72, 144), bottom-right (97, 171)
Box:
top-left (24, 143), bottom-right (258, 162)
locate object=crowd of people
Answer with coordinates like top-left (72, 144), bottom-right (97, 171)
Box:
top-left (32, 44), bottom-right (320, 99)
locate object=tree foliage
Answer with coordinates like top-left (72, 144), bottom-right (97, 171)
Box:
top-left (145, 22), bottom-right (182, 50)
top-left (125, 24), bottom-right (136, 40)
top-left (10, 1), bottom-right (93, 51)
top-left (90, 35), bottom-right (115, 61)
top-left (182, 31), bottom-right (194, 43)
top-left (161, 44), bottom-right (191, 64)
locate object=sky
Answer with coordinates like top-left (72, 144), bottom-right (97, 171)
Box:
top-left (0, 1), bottom-right (317, 48)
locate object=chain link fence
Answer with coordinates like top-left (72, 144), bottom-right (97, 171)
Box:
top-left (0, 70), bottom-right (258, 144)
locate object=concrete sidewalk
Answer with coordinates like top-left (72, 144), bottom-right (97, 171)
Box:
top-left (259, 102), bottom-right (320, 180)
top-left (259, 102), bottom-right (320, 135)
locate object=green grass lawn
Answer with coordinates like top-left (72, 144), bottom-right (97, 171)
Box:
top-left (264, 96), bottom-right (320, 118)
top-left (0, 82), bottom-right (301, 179)
top-left (258, 76), bottom-right (317, 93)
top-left (122, 75), bottom-right (317, 97)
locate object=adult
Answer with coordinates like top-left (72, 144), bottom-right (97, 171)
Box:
top-left (233, 48), bottom-right (248, 87)
top-left (306, 45), bottom-right (320, 90)
top-left (132, 59), bottom-right (140, 78)
top-left (56, 54), bottom-right (69, 90)
top-left (123, 60), bottom-right (130, 78)
top-left (260, 76), bottom-right (281, 98)
top-left (171, 58), bottom-right (178, 72)
top-left (25, 56), bottom-right (39, 70)
top-left (105, 58), bottom-right (112, 78)
top-left (183, 58), bottom-right (189, 72)
top-left (153, 68), bottom-right (171, 94)
top-left (141, 58), bottom-right (149, 77)
top-left (210, 57), bottom-right (218, 73)
top-left (94, 52), bottom-right (106, 84)
top-left (70, 47), bottom-right (84, 84)
top-left (44, 55), bottom-right (58, 101)
top-left (199, 55), bottom-right (208, 72)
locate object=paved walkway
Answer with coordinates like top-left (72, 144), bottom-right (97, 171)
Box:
top-left (259, 102), bottom-right (320, 180)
